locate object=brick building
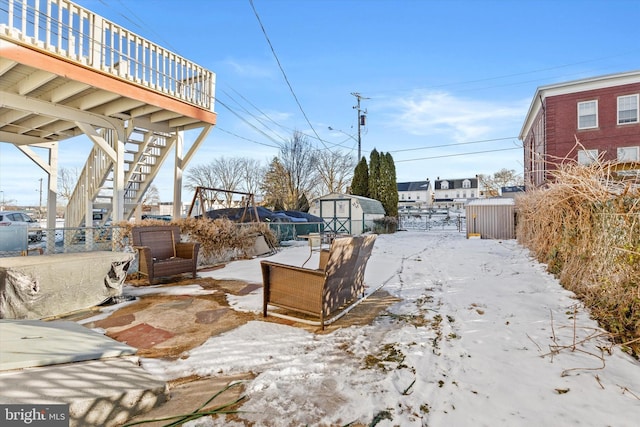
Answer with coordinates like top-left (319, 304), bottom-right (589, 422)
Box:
top-left (520, 71), bottom-right (640, 188)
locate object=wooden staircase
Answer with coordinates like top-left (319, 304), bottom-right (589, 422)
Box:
top-left (65, 126), bottom-right (176, 228)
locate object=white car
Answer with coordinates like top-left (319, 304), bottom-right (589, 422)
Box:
top-left (0, 211), bottom-right (43, 242)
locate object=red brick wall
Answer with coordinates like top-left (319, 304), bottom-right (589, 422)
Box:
top-left (545, 82), bottom-right (640, 162)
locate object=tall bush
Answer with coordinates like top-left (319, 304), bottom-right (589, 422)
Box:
top-left (516, 161), bottom-right (640, 356)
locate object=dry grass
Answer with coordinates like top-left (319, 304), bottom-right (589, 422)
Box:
top-left (516, 158), bottom-right (640, 356)
top-left (114, 217), bottom-right (277, 263)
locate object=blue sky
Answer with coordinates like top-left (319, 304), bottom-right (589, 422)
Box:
top-left (1, 0), bottom-right (639, 205)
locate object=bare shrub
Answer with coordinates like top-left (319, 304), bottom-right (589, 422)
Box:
top-left (115, 217), bottom-right (277, 265)
top-left (517, 159), bottom-right (640, 356)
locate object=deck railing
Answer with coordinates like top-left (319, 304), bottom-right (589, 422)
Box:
top-left (0, 0), bottom-right (215, 111)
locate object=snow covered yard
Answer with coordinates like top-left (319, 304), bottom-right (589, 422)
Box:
top-left (141, 231), bottom-right (640, 426)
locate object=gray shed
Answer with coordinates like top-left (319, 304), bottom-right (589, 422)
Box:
top-left (309, 193), bottom-right (385, 235)
top-left (465, 198), bottom-right (516, 239)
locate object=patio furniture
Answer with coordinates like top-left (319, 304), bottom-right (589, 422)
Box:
top-left (261, 234), bottom-right (377, 329)
top-left (132, 225), bottom-right (200, 285)
top-left (298, 232), bottom-right (323, 268)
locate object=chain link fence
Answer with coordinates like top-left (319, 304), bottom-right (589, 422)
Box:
top-left (0, 226), bottom-right (129, 258)
top-left (399, 212), bottom-right (466, 232)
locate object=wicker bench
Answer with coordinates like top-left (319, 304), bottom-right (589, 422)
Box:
top-left (132, 225), bottom-right (200, 285)
top-left (261, 234), bottom-right (377, 329)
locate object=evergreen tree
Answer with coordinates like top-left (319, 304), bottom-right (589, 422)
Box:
top-left (368, 149), bottom-right (381, 200)
top-left (261, 157), bottom-right (288, 210)
top-left (379, 152), bottom-right (399, 217)
top-left (351, 157), bottom-right (369, 197)
top-left (296, 193), bottom-right (310, 212)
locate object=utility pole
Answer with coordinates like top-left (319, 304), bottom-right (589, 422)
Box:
top-left (351, 92), bottom-right (369, 161)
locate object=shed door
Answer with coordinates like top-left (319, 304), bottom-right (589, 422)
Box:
top-left (320, 199), bottom-right (351, 234)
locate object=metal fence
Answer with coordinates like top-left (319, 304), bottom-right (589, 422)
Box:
top-left (0, 215), bottom-right (469, 258)
top-left (0, 226), bottom-right (128, 257)
top-left (399, 213), bottom-right (466, 232)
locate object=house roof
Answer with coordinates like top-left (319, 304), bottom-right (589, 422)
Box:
top-left (433, 178), bottom-right (478, 190)
top-left (397, 181), bottom-right (431, 192)
top-left (519, 70), bottom-right (640, 140)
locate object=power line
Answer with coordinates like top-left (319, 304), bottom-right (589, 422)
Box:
top-left (215, 127), bottom-right (280, 149)
top-left (220, 86), bottom-right (349, 152)
top-left (227, 87), bottom-right (292, 135)
top-left (370, 49), bottom-right (640, 97)
top-left (395, 146), bottom-right (522, 163)
top-left (389, 137), bottom-right (519, 154)
top-left (215, 98), bottom-right (285, 145)
top-left (248, 0), bottom-right (329, 151)
top-left (221, 89), bottom-right (289, 144)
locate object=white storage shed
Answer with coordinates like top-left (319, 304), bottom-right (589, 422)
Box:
top-left (309, 193), bottom-right (386, 235)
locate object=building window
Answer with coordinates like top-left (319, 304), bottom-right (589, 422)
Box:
top-left (401, 194), bottom-right (405, 200)
top-left (462, 179), bottom-right (471, 189)
top-left (441, 180), bottom-right (449, 190)
top-left (471, 191), bottom-right (475, 198)
top-left (618, 95), bottom-right (639, 124)
top-left (578, 100), bottom-right (598, 129)
top-left (618, 146), bottom-right (639, 162)
top-left (578, 149), bottom-right (599, 165)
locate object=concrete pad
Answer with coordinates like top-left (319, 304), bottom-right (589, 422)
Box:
top-left (0, 319), bottom-right (136, 371)
top-left (0, 357), bottom-right (168, 427)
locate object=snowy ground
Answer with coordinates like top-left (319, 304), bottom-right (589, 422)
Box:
top-left (141, 231), bottom-right (640, 427)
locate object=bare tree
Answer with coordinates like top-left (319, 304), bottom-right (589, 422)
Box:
top-left (141, 184), bottom-right (161, 209)
top-left (57, 167), bottom-right (79, 205)
top-left (186, 163), bottom-right (219, 189)
top-left (314, 149), bottom-right (355, 195)
top-left (186, 157), bottom-right (248, 207)
top-left (477, 168), bottom-right (524, 197)
top-left (278, 131), bottom-right (318, 210)
top-left (239, 158), bottom-right (266, 198)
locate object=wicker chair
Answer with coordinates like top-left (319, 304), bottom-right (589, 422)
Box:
top-left (261, 234), bottom-right (377, 329)
top-left (132, 225), bottom-right (200, 285)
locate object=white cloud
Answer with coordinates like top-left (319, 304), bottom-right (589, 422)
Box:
top-left (385, 90), bottom-right (527, 142)
top-left (220, 58), bottom-right (275, 79)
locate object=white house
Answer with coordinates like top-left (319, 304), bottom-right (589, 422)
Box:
top-left (433, 177), bottom-right (480, 210)
top-left (397, 180), bottom-right (432, 211)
